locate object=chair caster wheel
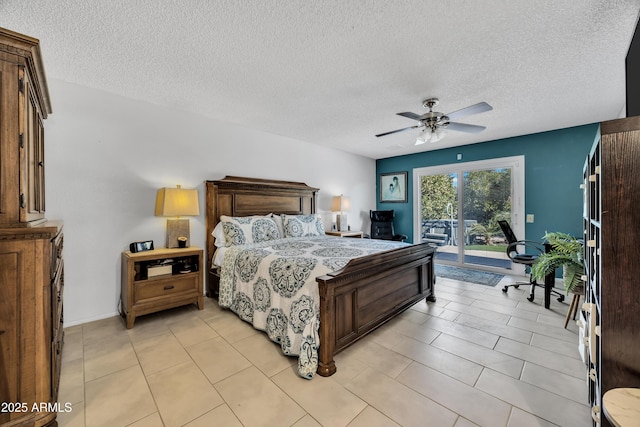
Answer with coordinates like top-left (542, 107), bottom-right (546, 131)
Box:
top-left (557, 295), bottom-right (565, 303)
top-left (502, 286), bottom-right (508, 293)
top-left (527, 294), bottom-right (535, 302)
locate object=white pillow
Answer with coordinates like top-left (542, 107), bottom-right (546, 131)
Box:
top-left (212, 222), bottom-right (226, 247)
top-left (219, 215), bottom-right (282, 246)
top-left (267, 213), bottom-right (285, 238)
top-left (281, 214), bottom-right (325, 238)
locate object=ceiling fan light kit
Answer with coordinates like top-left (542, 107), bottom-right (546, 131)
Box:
top-left (376, 98), bottom-right (492, 145)
top-left (415, 126), bottom-right (445, 145)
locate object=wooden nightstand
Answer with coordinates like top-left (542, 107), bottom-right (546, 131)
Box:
top-left (121, 246), bottom-right (204, 328)
top-left (325, 230), bottom-right (364, 238)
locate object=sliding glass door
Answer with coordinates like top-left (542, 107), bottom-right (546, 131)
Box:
top-left (418, 172), bottom-right (461, 262)
top-left (414, 156), bottom-right (525, 273)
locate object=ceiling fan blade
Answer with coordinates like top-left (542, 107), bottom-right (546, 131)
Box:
top-left (375, 125), bottom-right (420, 137)
top-left (445, 102), bottom-right (493, 121)
top-left (396, 112), bottom-right (423, 121)
top-left (446, 122), bottom-right (486, 133)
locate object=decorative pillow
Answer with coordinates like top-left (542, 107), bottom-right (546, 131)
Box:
top-left (281, 214), bottom-right (325, 238)
top-left (219, 215), bottom-right (282, 246)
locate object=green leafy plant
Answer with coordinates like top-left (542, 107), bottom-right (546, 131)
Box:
top-left (531, 231), bottom-right (584, 294)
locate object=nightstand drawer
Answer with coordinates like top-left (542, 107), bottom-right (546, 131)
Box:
top-left (134, 274), bottom-right (197, 303)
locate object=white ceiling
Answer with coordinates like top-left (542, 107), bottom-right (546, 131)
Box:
top-left (1, 1), bottom-right (639, 159)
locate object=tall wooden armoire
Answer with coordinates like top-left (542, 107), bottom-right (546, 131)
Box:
top-left (0, 27), bottom-right (64, 427)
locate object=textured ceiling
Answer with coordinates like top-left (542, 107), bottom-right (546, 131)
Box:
top-left (1, 1), bottom-right (639, 159)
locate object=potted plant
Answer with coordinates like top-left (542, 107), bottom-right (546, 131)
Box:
top-left (531, 231), bottom-right (585, 294)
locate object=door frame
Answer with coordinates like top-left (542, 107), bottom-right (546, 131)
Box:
top-left (412, 155), bottom-right (526, 274)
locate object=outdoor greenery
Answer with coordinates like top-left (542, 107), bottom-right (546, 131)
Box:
top-left (463, 169), bottom-right (512, 226)
top-left (420, 174), bottom-right (457, 220)
top-left (531, 231), bottom-right (585, 293)
top-left (421, 169), bottom-right (512, 245)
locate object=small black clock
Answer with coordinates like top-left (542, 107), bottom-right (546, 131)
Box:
top-left (129, 240), bottom-right (154, 253)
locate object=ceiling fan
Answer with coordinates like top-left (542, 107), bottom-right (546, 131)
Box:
top-left (376, 98), bottom-right (493, 145)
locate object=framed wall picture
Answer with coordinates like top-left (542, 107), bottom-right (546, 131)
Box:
top-left (380, 171), bottom-right (408, 203)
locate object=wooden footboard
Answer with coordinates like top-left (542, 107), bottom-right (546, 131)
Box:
top-left (315, 242), bottom-right (436, 376)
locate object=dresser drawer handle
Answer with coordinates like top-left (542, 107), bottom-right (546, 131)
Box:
top-left (164, 285), bottom-right (174, 291)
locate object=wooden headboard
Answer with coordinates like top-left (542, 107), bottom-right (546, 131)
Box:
top-left (205, 176), bottom-right (319, 276)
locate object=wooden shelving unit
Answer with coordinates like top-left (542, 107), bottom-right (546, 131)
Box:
top-left (583, 116), bottom-right (640, 426)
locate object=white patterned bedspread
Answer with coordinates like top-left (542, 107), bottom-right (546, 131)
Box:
top-left (218, 236), bottom-right (406, 378)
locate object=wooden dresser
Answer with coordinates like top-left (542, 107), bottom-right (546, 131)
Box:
top-left (583, 116), bottom-right (640, 426)
top-left (0, 28), bottom-right (63, 427)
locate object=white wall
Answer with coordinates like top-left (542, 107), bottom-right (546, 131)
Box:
top-left (45, 80), bottom-right (375, 326)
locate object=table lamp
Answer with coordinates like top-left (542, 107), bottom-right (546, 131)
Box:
top-left (155, 185), bottom-right (200, 248)
top-left (331, 194), bottom-right (351, 231)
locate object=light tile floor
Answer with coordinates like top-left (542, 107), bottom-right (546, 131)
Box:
top-left (56, 275), bottom-right (591, 427)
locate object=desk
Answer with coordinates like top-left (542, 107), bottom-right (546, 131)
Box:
top-left (544, 269), bottom-right (555, 309)
top-left (603, 388), bottom-right (640, 427)
top-left (543, 242), bottom-right (555, 309)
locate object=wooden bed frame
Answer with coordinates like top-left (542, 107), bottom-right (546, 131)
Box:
top-left (205, 176), bottom-right (436, 376)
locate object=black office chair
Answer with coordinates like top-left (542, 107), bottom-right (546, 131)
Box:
top-left (370, 210), bottom-right (407, 242)
top-left (498, 220), bottom-right (564, 303)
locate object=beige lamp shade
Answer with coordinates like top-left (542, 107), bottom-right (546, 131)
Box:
top-left (330, 194), bottom-right (351, 213)
top-left (331, 194), bottom-right (350, 231)
top-left (155, 185), bottom-right (200, 217)
top-left (155, 185), bottom-right (199, 248)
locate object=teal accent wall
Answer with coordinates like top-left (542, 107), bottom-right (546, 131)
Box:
top-left (376, 123), bottom-right (600, 244)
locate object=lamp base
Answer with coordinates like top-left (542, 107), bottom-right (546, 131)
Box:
top-left (166, 219), bottom-right (190, 248)
top-left (336, 214), bottom-right (348, 232)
